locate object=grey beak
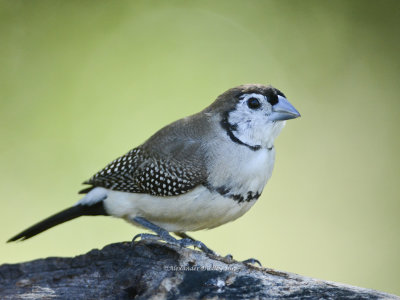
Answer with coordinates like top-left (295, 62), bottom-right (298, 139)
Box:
top-left (270, 95), bottom-right (301, 121)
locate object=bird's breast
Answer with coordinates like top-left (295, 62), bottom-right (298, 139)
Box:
top-left (206, 145), bottom-right (275, 198)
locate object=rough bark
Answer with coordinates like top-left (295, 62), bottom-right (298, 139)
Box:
top-left (0, 241), bottom-right (398, 299)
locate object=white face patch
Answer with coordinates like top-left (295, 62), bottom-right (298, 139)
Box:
top-left (239, 93), bottom-right (268, 103)
top-left (227, 93), bottom-right (284, 149)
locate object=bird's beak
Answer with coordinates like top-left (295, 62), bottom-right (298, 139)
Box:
top-left (269, 95), bottom-right (301, 121)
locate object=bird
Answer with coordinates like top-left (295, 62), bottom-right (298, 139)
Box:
top-left (8, 84), bottom-right (300, 255)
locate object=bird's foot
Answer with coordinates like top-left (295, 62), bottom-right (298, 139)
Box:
top-left (132, 232), bottom-right (216, 255)
top-left (174, 232), bottom-right (217, 255)
top-left (177, 238), bottom-right (216, 255)
top-left (132, 233), bottom-right (162, 244)
top-left (224, 254), bottom-right (262, 266)
top-left (131, 217), bottom-right (216, 255)
top-left (132, 229), bottom-right (259, 265)
top-left (242, 257), bottom-right (262, 266)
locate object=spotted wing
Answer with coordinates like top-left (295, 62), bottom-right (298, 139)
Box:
top-left (81, 147), bottom-right (207, 197)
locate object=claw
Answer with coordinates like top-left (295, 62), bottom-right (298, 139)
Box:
top-left (190, 240), bottom-right (216, 256)
top-left (132, 233), bottom-right (143, 243)
top-left (223, 254), bottom-right (261, 266)
top-left (242, 258), bottom-right (262, 266)
top-left (224, 254), bottom-right (233, 260)
top-left (131, 233), bottom-right (161, 247)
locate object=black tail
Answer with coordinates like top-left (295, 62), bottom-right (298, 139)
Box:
top-left (7, 202), bottom-right (108, 242)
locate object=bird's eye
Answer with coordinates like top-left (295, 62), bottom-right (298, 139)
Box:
top-left (247, 98), bottom-right (261, 109)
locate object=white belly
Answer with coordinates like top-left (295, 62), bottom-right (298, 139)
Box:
top-left (101, 186), bottom-right (256, 232)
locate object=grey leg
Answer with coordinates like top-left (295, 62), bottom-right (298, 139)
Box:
top-left (132, 217), bottom-right (216, 255)
top-left (174, 232), bottom-right (195, 241)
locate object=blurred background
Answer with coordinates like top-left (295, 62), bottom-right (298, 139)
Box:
top-left (1, 0), bottom-right (399, 295)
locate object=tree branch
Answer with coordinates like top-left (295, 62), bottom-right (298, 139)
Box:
top-left (0, 241), bottom-right (398, 299)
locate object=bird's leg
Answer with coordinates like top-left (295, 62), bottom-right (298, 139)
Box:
top-left (132, 217), bottom-right (216, 255)
top-left (174, 232), bottom-right (195, 241)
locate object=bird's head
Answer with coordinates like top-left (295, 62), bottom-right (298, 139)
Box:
top-left (206, 84), bottom-right (300, 150)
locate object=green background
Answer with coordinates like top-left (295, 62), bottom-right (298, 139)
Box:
top-left (1, 0), bottom-right (399, 295)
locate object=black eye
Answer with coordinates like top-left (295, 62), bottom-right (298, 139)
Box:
top-left (247, 97), bottom-right (261, 109)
